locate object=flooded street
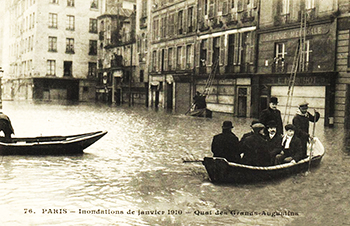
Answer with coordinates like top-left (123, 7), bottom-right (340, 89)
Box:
top-left (1, 101), bottom-right (350, 226)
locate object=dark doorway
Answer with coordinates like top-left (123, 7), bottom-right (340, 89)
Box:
top-left (237, 87), bottom-right (247, 117)
top-left (64, 61), bottom-right (72, 77)
top-left (166, 83), bottom-right (173, 110)
top-left (115, 88), bottom-right (121, 105)
top-left (345, 85), bottom-right (350, 129)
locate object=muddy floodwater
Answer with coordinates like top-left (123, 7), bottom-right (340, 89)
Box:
top-left (1, 101), bottom-right (350, 226)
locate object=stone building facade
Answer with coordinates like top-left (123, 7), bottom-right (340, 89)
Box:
top-left (3, 0), bottom-right (101, 102)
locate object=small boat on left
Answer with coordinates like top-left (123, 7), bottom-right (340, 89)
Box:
top-left (0, 131), bottom-right (107, 155)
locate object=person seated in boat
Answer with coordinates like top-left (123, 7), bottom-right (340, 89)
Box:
top-left (240, 119), bottom-right (260, 144)
top-left (292, 101), bottom-right (320, 159)
top-left (275, 124), bottom-right (303, 165)
top-left (265, 120), bottom-right (283, 165)
top-left (0, 110), bottom-right (14, 141)
top-left (240, 123), bottom-right (271, 166)
top-left (211, 121), bottom-right (241, 163)
top-left (193, 91), bottom-right (207, 110)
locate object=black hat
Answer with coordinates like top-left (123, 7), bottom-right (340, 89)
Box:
top-left (266, 120), bottom-right (277, 128)
top-left (270, 96), bottom-right (278, 104)
top-left (252, 123), bottom-right (265, 131)
top-left (285, 124), bottom-right (296, 131)
top-left (222, 121), bottom-right (233, 129)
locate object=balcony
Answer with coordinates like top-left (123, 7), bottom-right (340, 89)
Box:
top-left (241, 10), bottom-right (255, 23)
top-left (272, 62), bottom-right (287, 73)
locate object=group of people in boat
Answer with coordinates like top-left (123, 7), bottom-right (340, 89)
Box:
top-left (211, 97), bottom-right (320, 166)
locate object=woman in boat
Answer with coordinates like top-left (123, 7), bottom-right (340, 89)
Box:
top-left (275, 124), bottom-right (303, 165)
top-left (292, 101), bottom-right (320, 159)
top-left (240, 123), bottom-right (271, 166)
top-left (211, 121), bottom-right (241, 163)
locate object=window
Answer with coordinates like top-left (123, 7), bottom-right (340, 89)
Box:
top-left (88, 62), bottom-right (97, 77)
top-left (228, 34), bottom-right (235, 66)
top-left (152, 50), bottom-right (157, 71)
top-left (89, 40), bottom-right (97, 55)
top-left (67, 0), bottom-right (74, 7)
top-left (89, 18), bottom-right (97, 33)
top-left (66, 38), bottom-right (74, 53)
top-left (213, 37), bottom-right (220, 65)
top-left (140, 70), bottom-right (144, 83)
top-left (177, 46), bottom-right (182, 69)
top-left (188, 7), bottom-right (193, 33)
top-left (50, 0), bottom-right (59, 4)
top-left (47, 60), bottom-right (56, 76)
top-left (66, 15), bottom-right (75, 30)
top-left (168, 48), bottom-right (173, 70)
top-left (299, 40), bottom-right (312, 71)
top-left (306, 0), bottom-right (315, 9)
top-left (282, 0), bottom-right (289, 14)
top-left (274, 43), bottom-right (286, 72)
top-left (49, 13), bottom-right (58, 28)
top-left (178, 10), bottom-right (183, 35)
top-left (64, 61), bottom-right (72, 76)
top-left (186, 45), bottom-right (192, 68)
top-left (90, 0), bottom-right (98, 9)
top-left (48, 36), bottom-right (57, 52)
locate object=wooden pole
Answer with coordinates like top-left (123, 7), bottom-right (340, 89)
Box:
top-left (308, 109), bottom-right (317, 172)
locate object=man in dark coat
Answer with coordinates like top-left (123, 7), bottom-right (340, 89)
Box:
top-left (259, 96), bottom-right (283, 136)
top-left (0, 111), bottom-right (14, 140)
top-left (240, 119), bottom-right (260, 144)
top-left (240, 123), bottom-right (271, 166)
top-left (275, 124), bottom-right (303, 164)
top-left (265, 120), bottom-right (283, 165)
top-left (211, 121), bottom-right (241, 163)
top-left (292, 101), bottom-right (320, 158)
top-left (193, 91), bottom-right (207, 110)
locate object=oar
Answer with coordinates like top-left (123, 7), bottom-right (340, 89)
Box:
top-left (307, 109), bottom-right (317, 173)
top-left (182, 157), bottom-right (203, 163)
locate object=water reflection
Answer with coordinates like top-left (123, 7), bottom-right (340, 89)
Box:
top-left (0, 101), bottom-right (350, 225)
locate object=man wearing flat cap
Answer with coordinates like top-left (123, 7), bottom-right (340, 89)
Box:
top-left (240, 123), bottom-right (271, 166)
top-left (211, 121), bottom-right (241, 163)
top-left (292, 101), bottom-right (320, 158)
top-left (259, 96), bottom-right (283, 136)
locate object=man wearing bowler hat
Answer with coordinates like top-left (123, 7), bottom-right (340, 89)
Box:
top-left (259, 96), bottom-right (283, 136)
top-left (292, 100), bottom-right (320, 158)
top-left (211, 121), bottom-right (241, 163)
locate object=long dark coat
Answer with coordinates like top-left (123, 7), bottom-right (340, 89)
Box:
top-left (211, 131), bottom-right (241, 163)
top-left (259, 107), bottom-right (284, 136)
top-left (0, 113), bottom-right (14, 139)
top-left (240, 133), bottom-right (271, 166)
top-left (282, 135), bottom-right (303, 162)
top-left (266, 133), bottom-right (283, 165)
top-left (292, 111), bottom-right (320, 157)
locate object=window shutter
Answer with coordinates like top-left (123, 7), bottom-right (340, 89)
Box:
top-left (208, 38), bottom-right (213, 67)
top-left (233, 34), bottom-right (239, 65)
top-left (250, 31), bottom-right (255, 64)
top-left (196, 41), bottom-right (201, 68)
top-left (220, 35), bottom-right (226, 65)
top-left (164, 49), bottom-right (168, 71)
top-left (182, 45), bottom-right (186, 69)
top-left (222, 1), bottom-right (228, 15)
top-left (191, 45), bottom-right (194, 68)
top-left (183, 8), bottom-right (187, 34)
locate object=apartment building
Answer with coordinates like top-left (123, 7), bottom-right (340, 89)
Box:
top-left (195, 0), bottom-right (258, 117)
top-left (148, 0), bottom-right (197, 113)
top-left (96, 0), bottom-right (141, 105)
top-left (257, 0), bottom-right (338, 126)
top-left (3, 0), bottom-right (100, 101)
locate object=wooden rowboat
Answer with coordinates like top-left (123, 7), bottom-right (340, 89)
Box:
top-left (202, 137), bottom-right (325, 183)
top-left (0, 131), bottom-right (107, 156)
top-left (188, 108), bottom-right (212, 118)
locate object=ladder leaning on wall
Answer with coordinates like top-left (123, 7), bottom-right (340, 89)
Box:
top-left (283, 10), bottom-right (308, 125)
